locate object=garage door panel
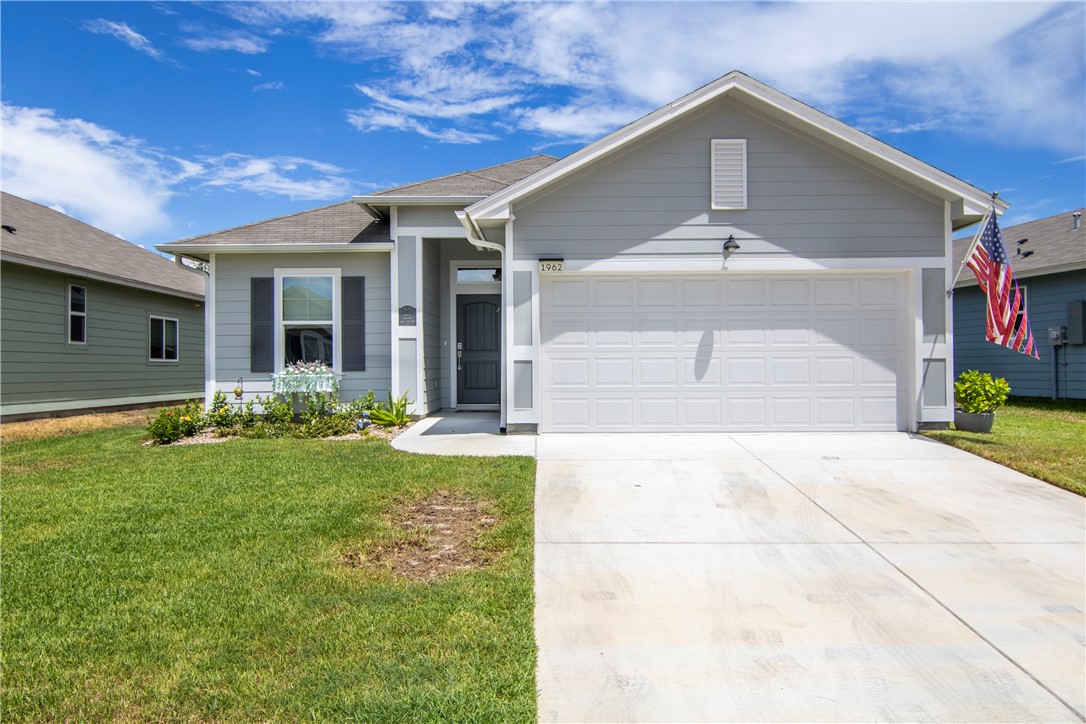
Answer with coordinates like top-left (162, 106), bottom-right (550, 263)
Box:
top-left (541, 274), bottom-right (906, 432)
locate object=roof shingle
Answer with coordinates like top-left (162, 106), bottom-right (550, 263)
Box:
top-left (372, 154), bottom-right (559, 197)
top-left (0, 192), bottom-right (205, 298)
top-left (954, 208), bottom-right (1085, 283)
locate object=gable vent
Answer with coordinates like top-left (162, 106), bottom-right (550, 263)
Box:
top-left (711, 139), bottom-right (747, 210)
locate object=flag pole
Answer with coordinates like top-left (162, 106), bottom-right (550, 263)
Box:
top-left (947, 192), bottom-right (998, 298)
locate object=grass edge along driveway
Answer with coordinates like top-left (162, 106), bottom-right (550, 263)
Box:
top-left (2, 425), bottom-right (538, 722)
top-left (921, 397), bottom-right (1086, 497)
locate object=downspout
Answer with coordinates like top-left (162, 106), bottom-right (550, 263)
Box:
top-left (456, 210), bottom-right (508, 434)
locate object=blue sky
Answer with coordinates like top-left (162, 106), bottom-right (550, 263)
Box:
top-left (2, 1), bottom-right (1084, 251)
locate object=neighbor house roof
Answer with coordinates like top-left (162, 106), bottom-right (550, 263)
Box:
top-left (157, 199), bottom-right (391, 257)
top-left (465, 71), bottom-right (1003, 230)
top-left (367, 154), bottom-right (560, 199)
top-left (953, 208), bottom-right (1086, 286)
top-left (0, 192), bottom-right (205, 300)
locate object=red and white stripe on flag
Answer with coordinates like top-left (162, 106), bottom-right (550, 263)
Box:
top-left (965, 213), bottom-right (1039, 359)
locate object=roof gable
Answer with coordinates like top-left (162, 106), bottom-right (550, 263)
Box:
top-left (465, 71), bottom-right (1001, 229)
top-left (0, 192), bottom-right (205, 299)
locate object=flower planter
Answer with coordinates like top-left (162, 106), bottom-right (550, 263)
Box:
top-left (954, 410), bottom-right (995, 433)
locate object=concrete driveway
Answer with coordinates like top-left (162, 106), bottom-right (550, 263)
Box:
top-left (535, 433), bottom-right (1085, 723)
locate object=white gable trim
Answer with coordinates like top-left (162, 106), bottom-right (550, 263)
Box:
top-left (466, 71), bottom-right (1004, 226)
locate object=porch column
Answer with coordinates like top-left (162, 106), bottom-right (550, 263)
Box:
top-left (392, 234), bottom-right (422, 406)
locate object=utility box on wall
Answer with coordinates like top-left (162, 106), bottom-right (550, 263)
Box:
top-left (1069, 300), bottom-right (1086, 345)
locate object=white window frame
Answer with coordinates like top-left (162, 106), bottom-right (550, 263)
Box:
top-left (273, 268), bottom-right (341, 372)
top-left (149, 315), bottom-right (180, 363)
top-left (710, 138), bottom-right (747, 210)
top-left (67, 283), bottom-right (87, 345)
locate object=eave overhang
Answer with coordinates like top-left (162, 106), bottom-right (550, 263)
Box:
top-left (1, 251), bottom-right (205, 302)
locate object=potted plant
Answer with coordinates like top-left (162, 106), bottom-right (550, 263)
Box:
top-left (953, 370), bottom-right (1011, 433)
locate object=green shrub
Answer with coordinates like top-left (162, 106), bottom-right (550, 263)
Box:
top-left (290, 416), bottom-right (356, 439)
top-left (207, 391), bottom-right (238, 431)
top-left (370, 390), bottom-right (413, 427)
top-left (955, 370), bottom-right (1011, 413)
top-left (257, 395), bottom-right (294, 425)
top-left (147, 408), bottom-right (183, 444)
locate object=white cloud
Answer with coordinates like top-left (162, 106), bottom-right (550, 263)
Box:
top-left (346, 108), bottom-right (494, 144)
top-left (229, 1), bottom-right (1084, 153)
top-left (1, 104), bottom-right (360, 238)
top-left (180, 25), bottom-right (270, 54)
top-left (246, 68), bottom-right (262, 76)
top-left (1056, 155), bottom-right (1086, 164)
top-left (82, 19), bottom-right (165, 60)
top-left (196, 154), bottom-right (354, 200)
top-left (253, 80), bottom-right (285, 92)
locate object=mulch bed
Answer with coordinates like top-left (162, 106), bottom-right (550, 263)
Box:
top-left (343, 491), bottom-right (499, 581)
top-left (144, 422), bottom-right (413, 446)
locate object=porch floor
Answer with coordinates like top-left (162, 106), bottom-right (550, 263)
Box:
top-left (391, 411), bottom-right (536, 457)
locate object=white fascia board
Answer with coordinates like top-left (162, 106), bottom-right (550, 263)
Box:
top-left (467, 71), bottom-right (1002, 222)
top-left (154, 243), bottom-right (394, 255)
top-left (1, 251), bottom-right (205, 302)
top-left (352, 195), bottom-right (485, 206)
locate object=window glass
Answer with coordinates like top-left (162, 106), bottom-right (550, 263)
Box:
top-left (150, 318), bottom-right (164, 359)
top-left (164, 319), bottom-right (178, 360)
top-left (69, 314), bottom-right (86, 344)
top-left (70, 285), bottom-right (86, 313)
top-left (457, 268), bottom-right (500, 283)
top-left (285, 325), bottom-right (333, 367)
top-left (283, 276), bottom-right (333, 321)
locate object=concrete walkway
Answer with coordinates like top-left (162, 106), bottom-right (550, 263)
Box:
top-left (391, 411), bottom-right (535, 457)
top-left (535, 433), bottom-right (1086, 723)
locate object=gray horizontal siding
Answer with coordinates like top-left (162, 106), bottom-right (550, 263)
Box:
top-left (953, 270), bottom-right (1086, 399)
top-left (212, 252), bottom-right (392, 402)
top-left (396, 205), bottom-right (468, 238)
top-left (514, 97), bottom-right (944, 260)
top-left (1, 261), bottom-right (204, 410)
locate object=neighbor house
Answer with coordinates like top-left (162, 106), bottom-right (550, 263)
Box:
top-left (952, 208), bottom-right (1085, 399)
top-left (1, 192), bottom-right (206, 420)
top-left (160, 71), bottom-right (1003, 434)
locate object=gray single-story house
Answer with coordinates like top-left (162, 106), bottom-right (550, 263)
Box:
top-left (160, 71), bottom-right (1004, 433)
top-left (952, 208), bottom-right (1085, 399)
top-left (1, 192), bottom-right (206, 420)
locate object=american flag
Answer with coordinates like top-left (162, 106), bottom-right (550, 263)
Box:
top-left (965, 212), bottom-right (1039, 358)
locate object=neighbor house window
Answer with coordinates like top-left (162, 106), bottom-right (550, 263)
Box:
top-left (278, 271), bottom-right (338, 369)
top-left (68, 284), bottom-right (86, 344)
top-left (149, 316), bottom-right (179, 362)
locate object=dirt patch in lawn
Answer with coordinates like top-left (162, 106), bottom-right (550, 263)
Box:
top-left (344, 491), bottom-right (499, 580)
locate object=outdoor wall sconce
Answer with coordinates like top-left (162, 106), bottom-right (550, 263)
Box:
top-left (723, 235), bottom-right (741, 255)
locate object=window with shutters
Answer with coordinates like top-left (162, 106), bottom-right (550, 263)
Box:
top-left (252, 270), bottom-right (365, 374)
top-left (711, 139), bottom-right (747, 210)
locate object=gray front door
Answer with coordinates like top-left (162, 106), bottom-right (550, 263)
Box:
top-left (457, 294), bottom-right (501, 405)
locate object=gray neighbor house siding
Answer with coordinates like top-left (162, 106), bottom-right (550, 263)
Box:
top-left (1, 192), bottom-right (207, 419)
top-left (1, 264), bottom-right (205, 412)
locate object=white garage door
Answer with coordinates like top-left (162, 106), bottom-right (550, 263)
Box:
top-left (540, 273), bottom-right (907, 432)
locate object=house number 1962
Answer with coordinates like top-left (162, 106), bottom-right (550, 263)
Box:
top-left (538, 260), bottom-right (564, 273)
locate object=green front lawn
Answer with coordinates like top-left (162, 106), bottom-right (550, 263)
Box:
top-left (922, 397), bottom-right (1086, 497)
top-left (2, 426), bottom-right (537, 722)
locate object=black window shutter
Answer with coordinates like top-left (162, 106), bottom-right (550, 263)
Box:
top-left (250, 277), bottom-right (274, 373)
top-left (342, 276), bottom-right (365, 371)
